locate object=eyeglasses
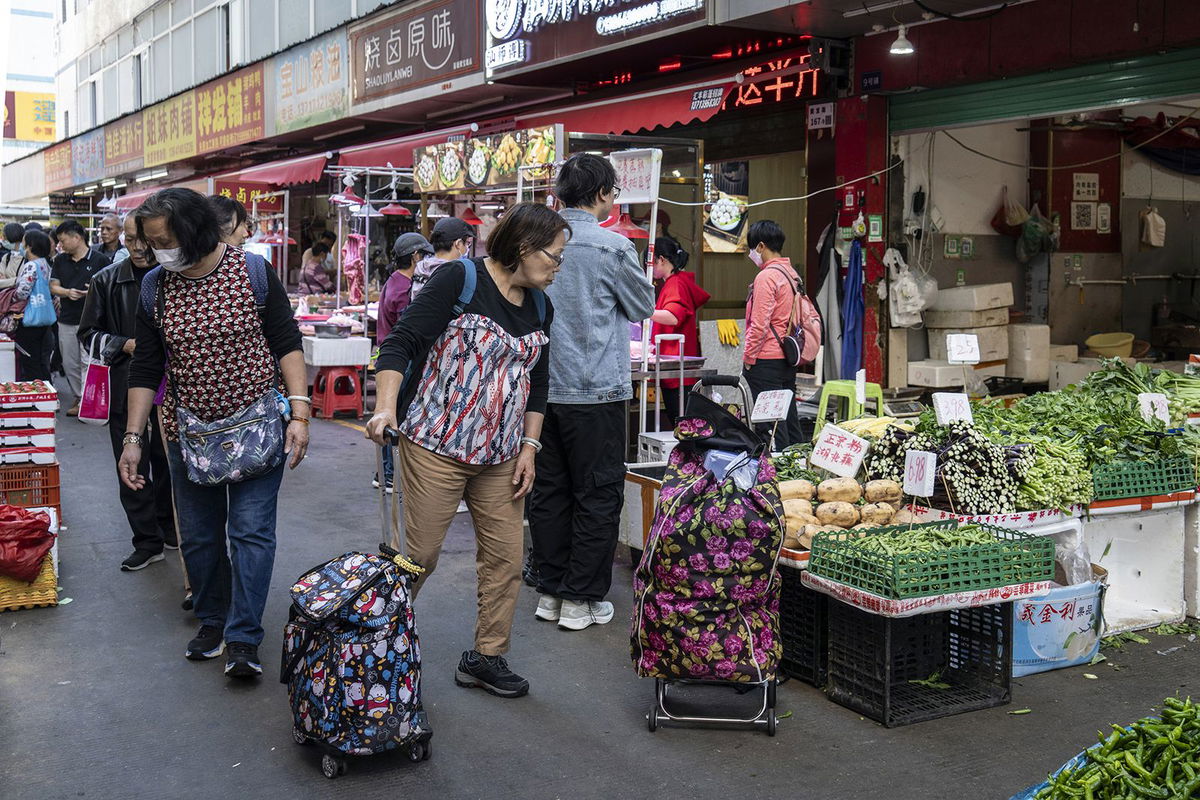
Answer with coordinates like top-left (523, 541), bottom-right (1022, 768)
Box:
top-left (541, 248), bottom-right (564, 266)
top-left (612, 186), bottom-right (622, 200)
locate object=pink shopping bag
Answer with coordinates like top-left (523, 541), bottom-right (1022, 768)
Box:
top-left (79, 336), bottom-right (111, 426)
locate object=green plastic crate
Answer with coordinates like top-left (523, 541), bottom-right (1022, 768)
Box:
top-left (1091, 456), bottom-right (1196, 501)
top-left (807, 521), bottom-right (1055, 600)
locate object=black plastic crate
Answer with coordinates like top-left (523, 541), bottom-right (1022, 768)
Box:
top-left (824, 600), bottom-right (1012, 727)
top-left (779, 566), bottom-right (828, 687)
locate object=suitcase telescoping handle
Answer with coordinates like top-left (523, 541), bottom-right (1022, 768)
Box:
top-left (654, 334), bottom-right (686, 431)
top-left (377, 427), bottom-right (406, 557)
top-left (691, 375), bottom-right (755, 418)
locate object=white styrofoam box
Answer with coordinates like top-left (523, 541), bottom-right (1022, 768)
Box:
top-left (0, 447), bottom-right (55, 465)
top-left (637, 432), bottom-right (678, 464)
top-left (907, 359), bottom-right (1006, 388)
top-left (0, 338), bottom-right (14, 383)
top-left (1050, 344), bottom-right (1079, 363)
top-left (928, 282), bottom-right (1014, 312)
top-left (928, 325), bottom-right (1009, 362)
top-left (0, 382), bottom-right (58, 412)
top-left (1185, 503), bottom-right (1200, 618)
top-left (302, 336), bottom-right (373, 367)
top-left (619, 464), bottom-right (665, 550)
top-left (1049, 357), bottom-right (1135, 391)
top-left (923, 307), bottom-right (1008, 329)
top-left (1012, 566), bottom-right (1106, 677)
top-left (0, 410), bottom-right (56, 429)
top-left (1007, 324), bottom-right (1051, 382)
top-left (0, 428), bottom-right (55, 449)
top-left (1081, 507), bottom-right (1186, 634)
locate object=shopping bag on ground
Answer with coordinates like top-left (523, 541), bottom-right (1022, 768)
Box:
top-left (79, 335), bottom-right (111, 426)
top-left (0, 505), bottom-right (54, 583)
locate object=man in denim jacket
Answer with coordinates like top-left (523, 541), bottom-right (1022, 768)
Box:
top-left (529, 154), bottom-right (655, 632)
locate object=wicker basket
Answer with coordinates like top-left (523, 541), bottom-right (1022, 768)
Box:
top-left (0, 552), bottom-right (57, 611)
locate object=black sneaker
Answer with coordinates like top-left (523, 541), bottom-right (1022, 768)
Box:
top-left (522, 553), bottom-right (539, 588)
top-left (224, 642), bottom-right (263, 679)
top-left (185, 624), bottom-right (225, 660)
top-left (454, 650), bottom-right (529, 698)
top-left (162, 531), bottom-right (180, 550)
top-left (181, 592), bottom-right (193, 611)
top-left (121, 550), bottom-right (165, 571)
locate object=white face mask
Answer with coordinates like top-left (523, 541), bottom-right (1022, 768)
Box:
top-left (152, 246), bottom-right (189, 272)
top-left (748, 248), bottom-right (763, 267)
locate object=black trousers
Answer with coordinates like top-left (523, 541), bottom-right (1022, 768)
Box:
top-left (108, 406), bottom-right (176, 554)
top-left (528, 402), bottom-right (626, 602)
top-left (11, 325), bottom-right (53, 380)
top-left (743, 358), bottom-right (805, 448)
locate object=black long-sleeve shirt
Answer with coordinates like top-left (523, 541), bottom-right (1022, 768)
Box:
top-left (377, 257), bottom-right (552, 417)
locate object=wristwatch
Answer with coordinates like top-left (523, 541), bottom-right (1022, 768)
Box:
top-left (123, 432), bottom-right (145, 447)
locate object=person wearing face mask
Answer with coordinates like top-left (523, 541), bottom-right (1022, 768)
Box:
top-left (649, 236), bottom-right (710, 425)
top-left (78, 215), bottom-right (179, 573)
top-left (10, 230), bottom-right (56, 380)
top-left (297, 241), bottom-right (335, 295)
top-left (122, 188), bottom-right (308, 680)
top-left (52, 219), bottom-right (111, 415)
top-left (209, 195), bottom-right (250, 247)
top-left (742, 219), bottom-right (804, 447)
top-left (365, 202), bottom-right (563, 700)
top-left (411, 216), bottom-right (475, 300)
top-left (0, 223), bottom-right (27, 289)
top-left (91, 214), bottom-right (124, 263)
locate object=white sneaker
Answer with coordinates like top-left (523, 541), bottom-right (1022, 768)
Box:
top-left (456, 500), bottom-right (468, 514)
top-left (535, 595), bottom-right (562, 622)
top-left (557, 599), bottom-right (615, 631)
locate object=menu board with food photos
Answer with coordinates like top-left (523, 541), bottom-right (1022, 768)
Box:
top-left (414, 126), bottom-right (561, 192)
top-left (703, 160), bottom-right (750, 254)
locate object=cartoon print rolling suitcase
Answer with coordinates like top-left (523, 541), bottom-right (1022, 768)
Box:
top-left (280, 430), bottom-right (431, 778)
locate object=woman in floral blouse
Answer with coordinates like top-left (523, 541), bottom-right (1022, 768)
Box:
top-left (119, 188), bottom-right (308, 681)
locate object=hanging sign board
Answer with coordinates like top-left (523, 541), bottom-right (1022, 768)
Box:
top-left (946, 333), bottom-right (980, 365)
top-left (807, 102), bottom-right (835, 130)
top-left (1138, 392), bottom-right (1170, 425)
top-left (810, 424), bottom-right (870, 478)
top-left (932, 392), bottom-right (973, 425)
top-left (608, 148), bottom-right (662, 204)
top-left (904, 450), bottom-right (937, 498)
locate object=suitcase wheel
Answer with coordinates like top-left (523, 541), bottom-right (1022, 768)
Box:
top-left (321, 754), bottom-right (348, 779)
top-left (407, 740), bottom-right (431, 762)
top-left (291, 727), bottom-right (310, 746)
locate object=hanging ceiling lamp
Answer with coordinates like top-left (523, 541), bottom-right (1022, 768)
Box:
top-left (604, 213), bottom-right (649, 240)
top-left (379, 202), bottom-right (412, 216)
top-left (329, 173), bottom-right (365, 206)
top-left (460, 208), bottom-right (483, 226)
top-left (890, 25), bottom-right (915, 55)
top-left (353, 202), bottom-right (383, 218)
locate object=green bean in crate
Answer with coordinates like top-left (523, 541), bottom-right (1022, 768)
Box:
top-left (808, 521), bottom-right (1055, 600)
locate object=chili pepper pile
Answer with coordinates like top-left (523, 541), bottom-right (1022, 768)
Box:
top-left (1032, 697), bottom-right (1200, 799)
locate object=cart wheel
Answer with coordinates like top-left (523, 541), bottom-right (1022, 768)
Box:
top-left (767, 679), bottom-right (777, 708)
top-left (421, 740), bottom-right (433, 761)
top-left (338, 760), bottom-right (349, 776)
top-left (767, 711), bottom-right (777, 737)
top-left (292, 727), bottom-right (309, 746)
top-left (408, 742), bottom-right (427, 762)
top-left (648, 704), bottom-right (659, 732)
top-left (321, 754), bottom-right (341, 779)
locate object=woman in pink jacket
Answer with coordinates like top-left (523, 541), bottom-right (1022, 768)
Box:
top-left (742, 220), bottom-right (804, 446)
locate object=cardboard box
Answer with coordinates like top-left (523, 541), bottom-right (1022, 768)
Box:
top-left (1007, 324), bottom-right (1051, 382)
top-left (1049, 357), bottom-right (1135, 391)
top-left (1050, 344), bottom-right (1079, 363)
top-left (924, 307), bottom-right (1008, 329)
top-left (928, 325), bottom-right (1009, 363)
top-left (929, 282), bottom-right (1015, 312)
top-left (908, 360), bottom-right (1007, 388)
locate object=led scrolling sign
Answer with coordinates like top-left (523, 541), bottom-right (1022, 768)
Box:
top-left (486, 0), bottom-right (707, 74)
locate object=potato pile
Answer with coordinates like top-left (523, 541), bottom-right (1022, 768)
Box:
top-left (780, 477), bottom-right (915, 551)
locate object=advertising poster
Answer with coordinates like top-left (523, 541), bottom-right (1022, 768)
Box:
top-left (275, 29), bottom-right (348, 134)
top-left (703, 160), bottom-right (749, 253)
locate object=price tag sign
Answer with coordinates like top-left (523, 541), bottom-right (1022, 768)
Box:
top-left (904, 450), bottom-right (937, 498)
top-left (946, 333), bottom-right (981, 365)
top-left (750, 389), bottom-right (794, 424)
top-left (932, 392), bottom-right (974, 425)
top-left (855, 368), bottom-right (867, 405)
top-left (809, 424), bottom-right (870, 478)
top-left (1138, 392), bottom-right (1170, 424)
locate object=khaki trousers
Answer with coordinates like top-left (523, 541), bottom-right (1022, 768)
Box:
top-left (397, 435), bottom-right (524, 656)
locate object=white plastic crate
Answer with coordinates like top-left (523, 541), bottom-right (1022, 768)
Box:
top-left (0, 428), bottom-right (55, 449)
top-left (637, 432), bottom-right (677, 464)
top-left (1081, 507), bottom-right (1186, 634)
top-left (0, 446), bottom-right (56, 465)
top-left (0, 410), bottom-right (56, 429)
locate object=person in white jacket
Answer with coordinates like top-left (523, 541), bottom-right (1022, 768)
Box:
top-left (0, 222), bottom-right (27, 289)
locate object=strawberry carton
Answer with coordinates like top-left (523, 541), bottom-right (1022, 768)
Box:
top-left (0, 446), bottom-right (56, 465)
top-left (0, 381), bottom-right (58, 412)
top-left (0, 410), bottom-right (56, 430)
top-left (0, 428), bottom-right (55, 450)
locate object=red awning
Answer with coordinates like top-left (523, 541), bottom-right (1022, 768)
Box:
top-left (338, 127), bottom-right (477, 169)
top-left (218, 153), bottom-right (329, 187)
top-left (113, 186), bottom-right (161, 212)
top-left (518, 78), bottom-right (736, 135)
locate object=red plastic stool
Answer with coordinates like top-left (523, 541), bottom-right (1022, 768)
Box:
top-left (311, 366), bottom-right (363, 419)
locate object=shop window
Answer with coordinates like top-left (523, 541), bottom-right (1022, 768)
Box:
top-left (193, 7), bottom-right (223, 84)
top-left (246, 0), bottom-right (275, 61)
top-left (151, 39), bottom-right (171, 102)
top-left (171, 0), bottom-right (192, 26)
top-left (316, 0), bottom-right (351, 31)
top-left (171, 23), bottom-right (193, 91)
top-left (278, 0), bottom-right (311, 50)
top-left (153, 4), bottom-right (170, 36)
top-left (118, 27), bottom-right (134, 58)
top-left (103, 65), bottom-right (119, 123)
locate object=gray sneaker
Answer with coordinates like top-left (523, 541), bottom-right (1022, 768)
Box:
top-left (557, 599), bottom-right (615, 631)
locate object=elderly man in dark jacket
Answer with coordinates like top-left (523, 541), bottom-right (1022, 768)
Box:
top-left (78, 215), bottom-right (178, 573)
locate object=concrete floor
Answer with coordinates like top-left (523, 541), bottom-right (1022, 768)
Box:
top-left (2, 419), bottom-right (1199, 799)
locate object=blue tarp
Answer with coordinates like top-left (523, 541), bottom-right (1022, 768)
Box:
top-left (840, 239), bottom-right (864, 380)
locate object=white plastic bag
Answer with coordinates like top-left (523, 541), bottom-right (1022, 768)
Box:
top-left (883, 248), bottom-right (925, 329)
top-left (1141, 206), bottom-right (1166, 247)
top-left (1052, 528), bottom-right (1094, 586)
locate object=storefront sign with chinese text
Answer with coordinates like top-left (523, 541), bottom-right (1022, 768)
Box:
top-left (351, 0), bottom-right (480, 104)
top-left (807, 101), bottom-right (834, 130)
top-left (71, 129), bottom-right (105, 187)
top-left (809, 424), bottom-right (869, 478)
top-left (44, 142), bottom-right (73, 192)
top-left (196, 64), bottom-right (265, 154)
top-left (3, 92), bottom-right (56, 141)
top-left (724, 55), bottom-right (824, 113)
top-left (104, 113), bottom-right (144, 177)
top-left (276, 29), bottom-right (348, 134)
top-left (144, 90), bottom-right (197, 167)
top-left (213, 180), bottom-right (283, 213)
top-left (485, 0), bottom-right (706, 77)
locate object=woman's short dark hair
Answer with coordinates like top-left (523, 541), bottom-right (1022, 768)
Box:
top-left (656, 236), bottom-right (688, 272)
top-left (747, 220), bottom-right (786, 253)
top-left (4, 223), bottom-right (25, 243)
top-left (53, 219), bottom-right (87, 242)
top-left (134, 189), bottom-right (222, 266)
top-left (208, 194), bottom-right (248, 235)
top-left (311, 241), bottom-right (331, 257)
top-left (555, 154), bottom-right (617, 208)
top-left (23, 222), bottom-right (44, 234)
top-left (487, 203), bottom-right (571, 272)
top-left (23, 230), bottom-right (52, 260)
top-left (318, 230), bottom-right (336, 242)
